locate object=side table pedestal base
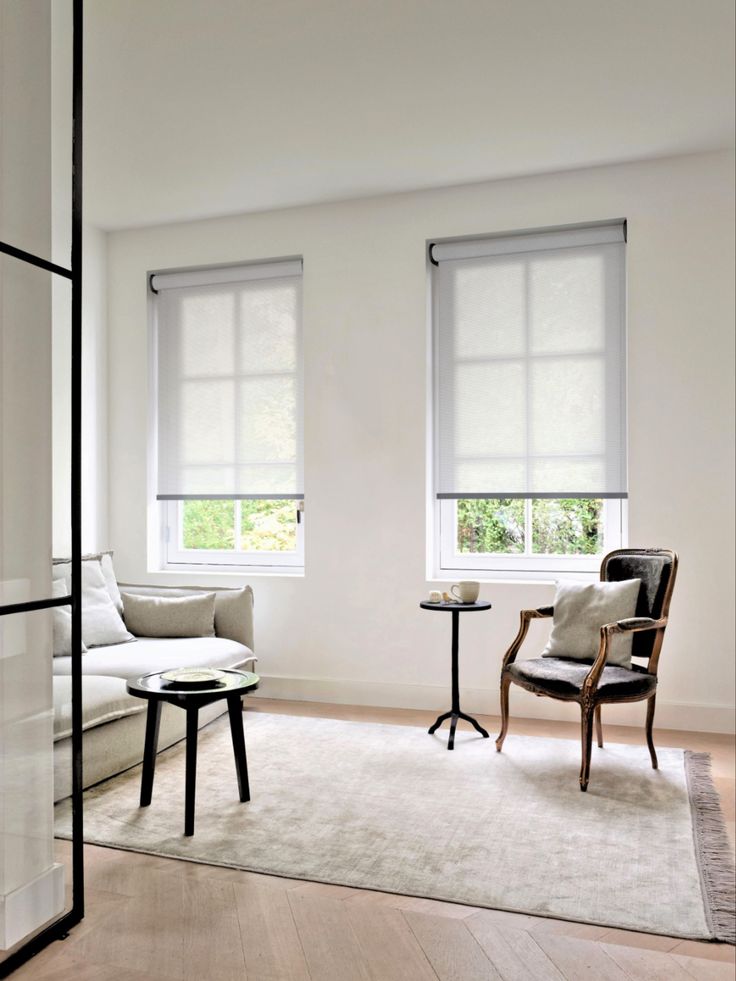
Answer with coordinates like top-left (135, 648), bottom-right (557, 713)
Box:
top-left (428, 711), bottom-right (490, 751)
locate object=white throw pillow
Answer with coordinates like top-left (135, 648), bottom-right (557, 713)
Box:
top-left (99, 551), bottom-right (123, 613)
top-left (55, 560), bottom-right (134, 649)
top-left (51, 578), bottom-right (88, 656)
top-left (542, 579), bottom-right (641, 668)
top-left (53, 551), bottom-right (122, 612)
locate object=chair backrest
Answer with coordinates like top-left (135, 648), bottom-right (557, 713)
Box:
top-left (601, 548), bottom-right (678, 662)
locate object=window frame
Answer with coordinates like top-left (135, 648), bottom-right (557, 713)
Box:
top-left (163, 499), bottom-right (305, 573)
top-left (150, 256), bottom-right (305, 574)
top-left (429, 224), bottom-right (628, 580)
top-left (436, 497), bottom-right (625, 579)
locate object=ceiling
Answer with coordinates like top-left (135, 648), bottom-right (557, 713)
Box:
top-left (84, 0), bottom-right (735, 230)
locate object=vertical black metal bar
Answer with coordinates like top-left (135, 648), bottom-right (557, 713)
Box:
top-left (70, 0), bottom-right (85, 922)
top-left (450, 610), bottom-right (460, 714)
top-left (0, 5), bottom-right (85, 976)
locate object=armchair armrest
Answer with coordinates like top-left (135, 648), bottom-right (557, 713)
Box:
top-left (606, 616), bottom-right (667, 635)
top-left (532, 606), bottom-right (554, 618)
top-left (582, 617), bottom-right (668, 696)
top-left (500, 606), bottom-right (554, 670)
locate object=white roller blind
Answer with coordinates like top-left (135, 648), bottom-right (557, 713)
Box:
top-left (155, 259), bottom-right (303, 500)
top-left (434, 221), bottom-right (627, 499)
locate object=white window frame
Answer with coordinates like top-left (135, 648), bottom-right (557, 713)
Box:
top-left (429, 222), bottom-right (628, 580)
top-left (163, 500), bottom-right (305, 573)
top-left (436, 498), bottom-right (625, 579)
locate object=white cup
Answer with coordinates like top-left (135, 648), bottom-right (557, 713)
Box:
top-left (451, 581), bottom-right (480, 604)
top-left (428, 590), bottom-right (442, 604)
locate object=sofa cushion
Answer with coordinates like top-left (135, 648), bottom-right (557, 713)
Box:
top-left (212, 587), bottom-right (252, 648)
top-left (52, 578), bottom-right (88, 657)
top-left (100, 551), bottom-right (124, 613)
top-left (508, 657), bottom-right (657, 700)
top-left (54, 551), bottom-right (123, 613)
top-left (119, 584), bottom-right (254, 650)
top-left (54, 558), bottom-right (134, 648)
top-left (54, 675), bottom-right (145, 741)
top-left (52, 636), bottom-right (255, 679)
top-left (121, 591), bottom-right (216, 638)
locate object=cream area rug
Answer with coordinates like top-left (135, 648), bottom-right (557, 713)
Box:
top-left (56, 711), bottom-right (734, 943)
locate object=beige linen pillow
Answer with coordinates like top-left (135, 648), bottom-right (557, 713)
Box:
top-left (121, 591), bottom-right (216, 638)
top-left (542, 579), bottom-right (641, 668)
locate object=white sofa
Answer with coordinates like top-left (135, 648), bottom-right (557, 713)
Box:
top-left (53, 583), bottom-right (256, 802)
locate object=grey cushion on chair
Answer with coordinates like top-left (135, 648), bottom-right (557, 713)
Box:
top-left (508, 657), bottom-right (657, 700)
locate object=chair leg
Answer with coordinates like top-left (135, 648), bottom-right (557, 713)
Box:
top-left (580, 704), bottom-right (595, 791)
top-left (595, 704), bottom-right (603, 748)
top-left (495, 675), bottom-right (511, 752)
top-left (645, 694), bottom-right (658, 770)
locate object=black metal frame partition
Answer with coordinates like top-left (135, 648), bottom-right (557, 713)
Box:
top-left (0, 1), bottom-right (84, 975)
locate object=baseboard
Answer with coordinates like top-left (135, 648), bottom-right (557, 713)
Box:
top-left (0, 863), bottom-right (65, 950)
top-left (251, 674), bottom-right (736, 735)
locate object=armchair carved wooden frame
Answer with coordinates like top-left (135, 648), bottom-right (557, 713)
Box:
top-left (495, 548), bottom-right (678, 791)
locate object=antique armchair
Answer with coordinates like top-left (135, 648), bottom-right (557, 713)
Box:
top-left (495, 548), bottom-right (678, 791)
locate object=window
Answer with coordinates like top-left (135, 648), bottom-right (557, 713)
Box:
top-left (431, 221), bottom-right (627, 576)
top-left (152, 258), bottom-right (304, 571)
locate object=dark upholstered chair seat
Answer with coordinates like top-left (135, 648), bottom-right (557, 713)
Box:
top-left (508, 657), bottom-right (657, 700)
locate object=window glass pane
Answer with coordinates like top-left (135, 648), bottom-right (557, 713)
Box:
top-left (456, 499), bottom-right (525, 554)
top-left (1, 255), bottom-right (58, 602)
top-left (530, 356), bottom-right (605, 457)
top-left (453, 258), bottom-right (525, 359)
top-left (241, 500), bottom-right (297, 552)
top-left (531, 499), bottom-right (603, 555)
top-left (237, 279), bottom-right (298, 373)
top-left (529, 251), bottom-right (605, 354)
top-left (182, 500), bottom-right (234, 550)
top-left (0, 0), bottom-right (72, 267)
top-left (455, 361), bottom-right (526, 460)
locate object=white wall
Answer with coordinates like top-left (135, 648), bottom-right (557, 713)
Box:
top-left (106, 151), bottom-right (735, 733)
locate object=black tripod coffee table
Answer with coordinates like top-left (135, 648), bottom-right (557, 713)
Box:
top-left (126, 669), bottom-right (259, 836)
top-left (421, 601), bottom-right (492, 750)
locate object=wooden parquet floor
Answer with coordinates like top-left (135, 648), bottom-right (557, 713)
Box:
top-left (8, 699), bottom-right (735, 981)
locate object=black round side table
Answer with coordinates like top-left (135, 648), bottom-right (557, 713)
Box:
top-left (420, 601), bottom-right (492, 750)
top-left (126, 669), bottom-right (259, 836)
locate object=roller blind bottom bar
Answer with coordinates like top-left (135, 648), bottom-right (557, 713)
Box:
top-left (157, 493), bottom-right (305, 501)
top-left (437, 492), bottom-right (628, 500)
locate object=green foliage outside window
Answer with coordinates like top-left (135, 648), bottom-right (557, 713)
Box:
top-left (240, 499), bottom-right (297, 552)
top-left (182, 499), bottom-right (297, 552)
top-left (457, 499), bottom-right (525, 553)
top-left (457, 498), bottom-right (603, 556)
top-left (183, 500), bottom-right (234, 550)
top-left (531, 498), bottom-right (603, 555)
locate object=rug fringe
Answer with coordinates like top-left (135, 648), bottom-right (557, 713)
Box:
top-left (685, 750), bottom-right (736, 944)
